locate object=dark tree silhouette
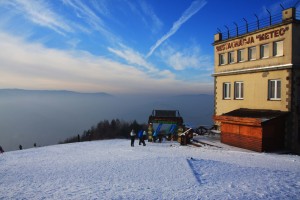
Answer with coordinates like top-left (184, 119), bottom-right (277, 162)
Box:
top-left (59, 119), bottom-right (147, 144)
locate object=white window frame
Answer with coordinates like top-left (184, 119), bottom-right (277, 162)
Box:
top-left (273, 40), bottom-right (283, 57)
top-left (234, 81), bottom-right (244, 100)
top-left (228, 51), bottom-right (235, 64)
top-left (219, 53), bottom-right (225, 65)
top-left (260, 44), bottom-right (269, 59)
top-left (268, 79), bottom-right (281, 100)
top-left (248, 46), bottom-right (256, 60)
top-left (238, 49), bottom-right (245, 62)
top-left (223, 82), bottom-right (231, 99)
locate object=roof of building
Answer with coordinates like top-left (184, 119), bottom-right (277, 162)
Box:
top-left (222, 108), bottom-right (288, 121)
top-left (151, 110), bottom-right (181, 117)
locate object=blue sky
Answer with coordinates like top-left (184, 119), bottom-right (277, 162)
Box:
top-left (0, 0), bottom-right (299, 95)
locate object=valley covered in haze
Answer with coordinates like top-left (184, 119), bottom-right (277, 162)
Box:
top-left (0, 89), bottom-right (213, 151)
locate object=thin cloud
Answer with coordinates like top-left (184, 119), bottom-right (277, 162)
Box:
top-left (0, 33), bottom-right (211, 94)
top-left (146, 0), bottom-right (207, 58)
top-left (108, 45), bottom-right (158, 73)
top-left (62, 0), bottom-right (117, 42)
top-left (108, 44), bottom-right (179, 80)
top-left (122, 1), bottom-right (162, 34)
top-left (90, 0), bottom-right (111, 18)
top-left (108, 44), bottom-right (176, 80)
top-left (1, 0), bottom-right (73, 35)
top-left (160, 45), bottom-right (212, 71)
top-left (139, 0), bottom-right (163, 33)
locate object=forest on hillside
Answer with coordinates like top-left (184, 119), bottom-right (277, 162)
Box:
top-left (60, 119), bottom-right (147, 144)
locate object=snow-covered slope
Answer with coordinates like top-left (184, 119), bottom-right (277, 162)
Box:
top-left (0, 139), bottom-right (299, 199)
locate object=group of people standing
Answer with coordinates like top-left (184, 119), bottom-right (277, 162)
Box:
top-left (130, 129), bottom-right (147, 147)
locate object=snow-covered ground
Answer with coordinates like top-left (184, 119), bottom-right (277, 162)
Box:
top-left (0, 139), bottom-right (300, 199)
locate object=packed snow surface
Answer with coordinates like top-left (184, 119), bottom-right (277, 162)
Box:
top-left (1, 139), bottom-right (300, 199)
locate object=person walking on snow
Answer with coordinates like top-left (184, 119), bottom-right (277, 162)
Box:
top-left (138, 130), bottom-right (146, 146)
top-left (138, 130), bottom-right (143, 145)
top-left (142, 130), bottom-right (147, 146)
top-left (130, 129), bottom-right (136, 147)
top-left (153, 131), bottom-right (158, 142)
top-left (0, 145), bottom-right (4, 153)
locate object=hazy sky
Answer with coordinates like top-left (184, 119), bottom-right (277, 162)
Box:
top-left (0, 0), bottom-right (299, 95)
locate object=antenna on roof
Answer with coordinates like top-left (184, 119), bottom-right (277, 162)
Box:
top-left (233, 22), bottom-right (238, 36)
top-left (243, 18), bottom-right (248, 33)
top-left (224, 25), bottom-right (229, 38)
top-left (254, 14), bottom-right (260, 30)
top-left (280, 4), bottom-right (285, 10)
top-left (266, 9), bottom-right (272, 25)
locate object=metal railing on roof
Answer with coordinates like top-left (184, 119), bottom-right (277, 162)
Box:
top-left (218, 12), bottom-right (283, 41)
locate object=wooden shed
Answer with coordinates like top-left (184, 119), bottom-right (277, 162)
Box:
top-left (214, 109), bottom-right (288, 152)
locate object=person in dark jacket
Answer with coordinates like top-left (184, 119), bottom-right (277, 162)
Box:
top-left (138, 130), bottom-right (143, 145)
top-left (130, 130), bottom-right (136, 147)
top-left (153, 131), bottom-right (158, 143)
top-left (138, 130), bottom-right (146, 146)
top-left (0, 146), bottom-right (4, 153)
top-left (142, 130), bottom-right (147, 146)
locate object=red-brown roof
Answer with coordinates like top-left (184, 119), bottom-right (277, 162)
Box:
top-left (222, 108), bottom-right (288, 120)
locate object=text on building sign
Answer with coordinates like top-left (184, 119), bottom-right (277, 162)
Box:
top-left (216, 26), bottom-right (289, 52)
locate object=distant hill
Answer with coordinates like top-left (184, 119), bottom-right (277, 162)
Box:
top-left (173, 94), bottom-right (213, 98)
top-left (0, 89), bottom-right (113, 97)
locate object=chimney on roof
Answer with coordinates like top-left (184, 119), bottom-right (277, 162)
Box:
top-left (282, 7), bottom-right (296, 21)
top-left (214, 33), bottom-right (222, 42)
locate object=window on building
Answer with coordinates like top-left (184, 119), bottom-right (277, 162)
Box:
top-left (238, 49), bottom-right (245, 62)
top-left (223, 82), bottom-right (231, 99)
top-left (260, 44), bottom-right (269, 58)
top-left (273, 41), bottom-right (283, 56)
top-left (268, 79), bottom-right (281, 100)
top-left (248, 47), bottom-right (256, 60)
top-left (228, 51), bottom-right (235, 63)
top-left (234, 81), bottom-right (244, 99)
top-left (219, 54), bottom-right (225, 65)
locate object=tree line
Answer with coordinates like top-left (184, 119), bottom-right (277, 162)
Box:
top-left (60, 119), bottom-right (147, 144)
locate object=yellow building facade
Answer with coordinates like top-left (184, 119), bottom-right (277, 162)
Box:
top-left (213, 8), bottom-right (300, 153)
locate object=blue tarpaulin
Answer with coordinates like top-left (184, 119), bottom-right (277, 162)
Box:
top-left (153, 123), bottom-right (162, 136)
top-left (168, 124), bottom-right (176, 134)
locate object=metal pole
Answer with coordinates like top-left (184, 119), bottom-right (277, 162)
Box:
top-left (233, 22), bottom-right (238, 36)
top-left (266, 9), bottom-right (272, 25)
top-left (224, 25), bottom-right (229, 39)
top-left (243, 18), bottom-right (248, 33)
top-left (280, 4), bottom-right (284, 10)
top-left (254, 14), bottom-right (259, 30)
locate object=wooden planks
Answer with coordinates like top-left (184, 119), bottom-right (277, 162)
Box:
top-left (221, 131), bottom-right (263, 152)
top-left (216, 114), bottom-right (286, 152)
